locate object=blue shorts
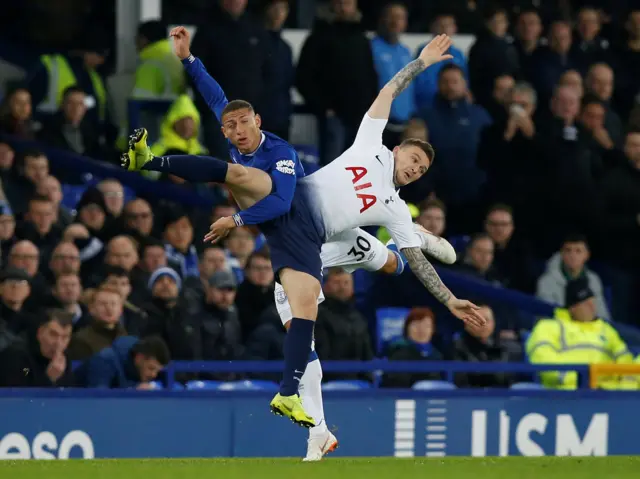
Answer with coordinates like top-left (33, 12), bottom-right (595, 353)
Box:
top-left (261, 189), bottom-right (324, 283)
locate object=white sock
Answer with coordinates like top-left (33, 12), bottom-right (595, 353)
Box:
top-left (299, 358), bottom-right (328, 437)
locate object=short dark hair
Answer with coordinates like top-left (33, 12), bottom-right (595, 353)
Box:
top-left (133, 336), bottom-right (171, 365)
top-left (467, 232), bottom-right (492, 250)
top-left (420, 198), bottom-right (446, 214)
top-left (400, 138), bottom-right (435, 166)
top-left (562, 233), bottom-right (588, 247)
top-left (22, 149), bottom-right (46, 161)
top-left (221, 100), bottom-right (255, 120)
top-left (246, 250), bottom-right (271, 269)
top-left (62, 85), bottom-right (85, 100)
top-left (582, 93), bottom-right (605, 109)
top-left (483, 5), bottom-right (507, 22)
top-left (486, 203), bottom-right (513, 217)
top-left (439, 63), bottom-right (465, 80)
top-left (42, 309), bottom-right (74, 329)
top-left (29, 194), bottom-right (52, 206)
top-left (102, 264), bottom-right (129, 280)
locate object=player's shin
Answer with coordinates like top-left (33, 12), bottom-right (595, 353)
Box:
top-left (142, 155), bottom-right (229, 182)
top-left (300, 356), bottom-right (328, 437)
top-left (280, 318), bottom-right (315, 396)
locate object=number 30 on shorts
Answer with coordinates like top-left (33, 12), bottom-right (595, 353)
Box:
top-left (347, 236), bottom-right (372, 261)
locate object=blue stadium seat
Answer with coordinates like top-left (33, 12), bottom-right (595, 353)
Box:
top-left (448, 235), bottom-right (470, 253)
top-left (185, 380), bottom-right (222, 390)
top-left (217, 380), bottom-right (279, 391)
top-left (61, 184), bottom-right (87, 210)
top-left (376, 307), bottom-right (410, 355)
top-left (322, 380), bottom-right (373, 391)
top-left (412, 380), bottom-right (457, 390)
top-left (510, 382), bottom-right (545, 390)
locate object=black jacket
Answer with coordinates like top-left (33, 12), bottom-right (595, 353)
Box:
top-left (195, 301), bottom-right (243, 361)
top-left (0, 336), bottom-right (75, 387)
top-left (38, 112), bottom-right (101, 159)
top-left (235, 280), bottom-right (274, 341)
top-left (296, 16), bottom-right (378, 125)
top-left (381, 338), bottom-right (443, 388)
top-left (315, 297), bottom-right (374, 381)
top-left (453, 332), bottom-right (519, 388)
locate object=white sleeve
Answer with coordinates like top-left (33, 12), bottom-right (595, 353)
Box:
top-left (351, 113), bottom-right (388, 151)
top-left (386, 203), bottom-right (422, 250)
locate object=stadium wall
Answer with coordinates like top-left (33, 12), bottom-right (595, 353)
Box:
top-left (0, 390), bottom-right (637, 460)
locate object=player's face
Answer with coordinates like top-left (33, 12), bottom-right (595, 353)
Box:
top-left (393, 145), bottom-right (430, 186)
top-left (221, 108), bottom-right (262, 153)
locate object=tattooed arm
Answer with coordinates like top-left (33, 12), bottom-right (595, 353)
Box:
top-left (401, 247), bottom-right (453, 305)
top-left (368, 34), bottom-right (454, 120)
top-left (401, 246), bottom-right (487, 328)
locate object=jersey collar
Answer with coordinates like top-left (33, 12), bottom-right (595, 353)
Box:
top-left (245, 133), bottom-right (266, 157)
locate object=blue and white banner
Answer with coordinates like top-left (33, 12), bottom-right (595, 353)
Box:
top-left (0, 390), bottom-right (638, 459)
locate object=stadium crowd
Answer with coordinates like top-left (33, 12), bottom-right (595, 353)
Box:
top-left (0, 0), bottom-right (639, 390)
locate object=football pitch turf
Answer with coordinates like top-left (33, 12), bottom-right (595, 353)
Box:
top-left (1, 457), bottom-right (639, 479)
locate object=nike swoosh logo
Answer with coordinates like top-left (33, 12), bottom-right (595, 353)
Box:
top-left (375, 155), bottom-right (383, 165)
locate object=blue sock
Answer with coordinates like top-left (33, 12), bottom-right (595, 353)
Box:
top-left (142, 155), bottom-right (229, 183)
top-left (280, 318), bottom-right (315, 396)
top-left (387, 244), bottom-right (408, 275)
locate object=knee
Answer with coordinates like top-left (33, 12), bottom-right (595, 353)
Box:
top-left (227, 164), bottom-right (250, 185)
top-left (289, 291), bottom-right (319, 320)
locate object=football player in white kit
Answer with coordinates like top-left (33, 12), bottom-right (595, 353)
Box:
top-left (270, 34), bottom-right (484, 460)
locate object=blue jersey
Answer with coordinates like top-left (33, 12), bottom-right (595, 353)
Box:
top-left (182, 55), bottom-right (305, 226)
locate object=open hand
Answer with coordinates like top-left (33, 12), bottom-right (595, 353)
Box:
top-left (446, 298), bottom-right (486, 328)
top-left (418, 34), bottom-right (454, 68)
top-left (204, 216), bottom-right (236, 244)
top-left (169, 26), bottom-right (191, 60)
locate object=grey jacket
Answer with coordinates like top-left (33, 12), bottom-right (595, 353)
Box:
top-left (536, 253), bottom-right (611, 319)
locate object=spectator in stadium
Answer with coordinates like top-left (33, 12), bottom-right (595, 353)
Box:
top-left (132, 20), bottom-right (186, 99)
top-left (36, 175), bottom-right (72, 229)
top-left (38, 86), bottom-right (101, 160)
top-left (0, 86), bottom-right (38, 140)
top-left (585, 63), bottom-right (623, 147)
top-left (296, 0), bottom-right (378, 165)
top-left (536, 234), bottom-right (610, 319)
top-left (97, 179), bottom-right (125, 220)
top-left (0, 143), bottom-right (16, 188)
top-left (600, 131), bottom-right (640, 323)
top-left (0, 266), bottom-right (36, 335)
top-left (527, 276), bottom-right (634, 390)
top-left (7, 240), bottom-right (48, 305)
top-left (486, 74), bottom-right (515, 120)
top-left (513, 8), bottom-right (543, 80)
top-left (101, 265), bottom-right (148, 337)
top-left (235, 251), bottom-right (275, 341)
top-left (224, 226), bottom-right (255, 283)
top-left (478, 82), bottom-right (539, 215)
top-left (453, 304), bottom-right (518, 388)
top-left (163, 207), bottom-right (199, 279)
top-left (0, 202), bottom-right (16, 263)
top-left (122, 198), bottom-right (154, 241)
top-left (15, 195), bottom-right (62, 263)
top-left (189, 0), bottom-right (274, 158)
top-left (414, 10), bottom-right (467, 111)
top-left (557, 69), bottom-right (584, 101)
top-left (135, 238), bottom-right (169, 288)
top-left (572, 6), bottom-right (611, 70)
top-left (104, 235), bottom-right (139, 275)
top-left (419, 64), bottom-right (491, 232)
top-left (80, 335), bottom-right (170, 389)
top-left (455, 233), bottom-right (504, 286)
top-left (370, 1), bottom-right (416, 148)
top-left (381, 307), bottom-right (443, 388)
top-left (4, 150), bottom-right (49, 216)
top-left (483, 204), bottom-right (536, 293)
top-left (613, 8), bottom-right (640, 121)
top-left (0, 309), bottom-right (75, 388)
top-left (529, 20), bottom-right (580, 104)
top-left (150, 95), bottom-right (207, 159)
top-left (141, 267), bottom-right (201, 362)
top-left (579, 95), bottom-right (615, 160)
top-left (314, 268), bottom-right (374, 382)
top-left (67, 286), bottom-right (127, 360)
top-left (45, 240), bottom-right (81, 287)
top-left (262, 0), bottom-right (294, 140)
top-left (467, 5), bottom-right (519, 110)
top-left (416, 199), bottom-right (446, 238)
top-left (199, 246), bottom-right (229, 288)
top-left (74, 187), bottom-right (109, 241)
top-left (50, 273), bottom-right (90, 331)
top-left (195, 270), bottom-right (244, 369)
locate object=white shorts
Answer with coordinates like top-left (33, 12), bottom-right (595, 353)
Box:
top-left (275, 228), bottom-right (389, 325)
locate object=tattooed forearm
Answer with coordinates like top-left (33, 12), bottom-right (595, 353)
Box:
top-left (402, 247), bottom-right (453, 304)
top-left (388, 59), bottom-right (426, 99)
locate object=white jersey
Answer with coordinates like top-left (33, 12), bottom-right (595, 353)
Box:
top-left (300, 114), bottom-right (422, 251)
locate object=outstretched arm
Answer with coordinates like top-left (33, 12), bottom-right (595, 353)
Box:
top-left (401, 247), bottom-right (486, 328)
top-left (368, 34), bottom-right (454, 120)
top-left (170, 26), bottom-right (228, 122)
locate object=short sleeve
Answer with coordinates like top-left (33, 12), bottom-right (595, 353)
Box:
top-left (351, 114), bottom-right (388, 152)
top-left (386, 202), bottom-right (422, 250)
